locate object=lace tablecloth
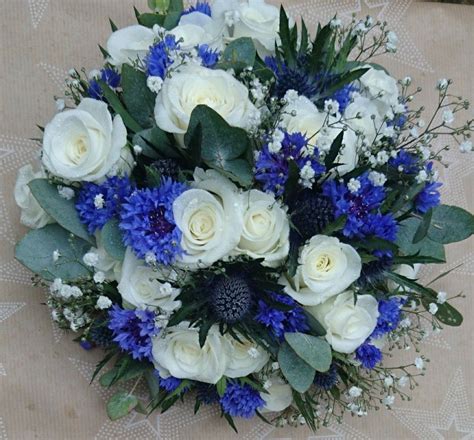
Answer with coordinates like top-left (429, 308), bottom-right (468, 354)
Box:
top-left (0, 0), bottom-right (473, 438)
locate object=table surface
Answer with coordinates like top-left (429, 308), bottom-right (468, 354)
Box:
top-left (0, 1), bottom-right (473, 439)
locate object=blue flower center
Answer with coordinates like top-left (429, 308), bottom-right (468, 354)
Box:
top-left (149, 208), bottom-right (174, 236)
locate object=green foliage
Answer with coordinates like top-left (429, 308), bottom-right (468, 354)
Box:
top-left (121, 65), bottom-right (156, 128)
top-left (278, 342), bottom-right (315, 393)
top-left (107, 391), bottom-right (138, 421)
top-left (284, 332), bottom-right (332, 372)
top-left (184, 105), bottom-right (253, 186)
top-left (28, 179), bottom-right (94, 244)
top-left (101, 219), bottom-right (126, 261)
top-left (427, 205), bottom-right (474, 244)
top-left (218, 37), bottom-right (256, 73)
top-left (132, 126), bottom-right (180, 160)
top-left (15, 224), bottom-right (91, 282)
top-left (324, 131), bottom-right (344, 170)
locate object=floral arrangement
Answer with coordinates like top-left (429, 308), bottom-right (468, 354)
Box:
top-left (14, 0), bottom-right (474, 432)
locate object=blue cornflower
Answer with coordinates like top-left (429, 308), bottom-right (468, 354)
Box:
top-left (323, 173), bottom-right (390, 240)
top-left (197, 44), bottom-right (220, 67)
top-left (79, 339), bottom-right (93, 350)
top-left (76, 176), bottom-right (132, 234)
top-left (330, 84), bottom-right (358, 113)
top-left (371, 298), bottom-right (404, 338)
top-left (388, 150), bottom-right (421, 174)
top-left (355, 342), bottom-right (383, 369)
top-left (255, 130), bottom-right (325, 196)
top-left (108, 305), bottom-right (158, 361)
top-left (314, 364), bottom-right (338, 390)
top-left (155, 372), bottom-right (190, 394)
top-left (146, 35), bottom-right (179, 79)
top-left (181, 1), bottom-right (211, 17)
top-left (119, 179), bottom-right (187, 265)
top-left (88, 68), bottom-right (121, 100)
top-left (255, 293), bottom-right (309, 340)
top-left (220, 381), bottom-right (265, 419)
top-left (415, 181), bottom-right (442, 214)
top-left (197, 384), bottom-right (220, 404)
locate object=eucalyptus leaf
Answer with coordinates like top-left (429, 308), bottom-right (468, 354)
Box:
top-left (278, 342), bottom-right (315, 393)
top-left (132, 126), bottom-right (179, 160)
top-left (15, 224), bottom-right (91, 282)
top-left (121, 64), bottom-right (156, 128)
top-left (28, 179), bottom-right (94, 244)
top-left (427, 205), bottom-right (474, 244)
top-left (219, 37), bottom-right (256, 72)
top-left (106, 391), bottom-right (138, 421)
top-left (284, 332), bottom-right (332, 372)
top-left (102, 219), bottom-right (126, 261)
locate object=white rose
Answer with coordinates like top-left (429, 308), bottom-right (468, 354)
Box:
top-left (307, 290), bottom-right (379, 353)
top-left (343, 96), bottom-right (384, 146)
top-left (154, 64), bottom-right (257, 145)
top-left (359, 68), bottom-right (399, 111)
top-left (118, 248), bottom-right (181, 312)
top-left (224, 334), bottom-right (269, 378)
top-left (260, 376), bottom-right (293, 413)
top-left (283, 235), bottom-right (362, 306)
top-left (173, 169), bottom-right (243, 267)
top-left (232, 0), bottom-right (281, 57)
top-left (172, 11), bottom-right (225, 50)
top-left (106, 25), bottom-right (155, 66)
top-left (236, 190), bottom-right (289, 267)
top-left (282, 95), bottom-right (358, 175)
top-left (152, 323), bottom-right (231, 383)
top-left (42, 98), bottom-right (127, 182)
top-left (14, 164), bottom-right (54, 229)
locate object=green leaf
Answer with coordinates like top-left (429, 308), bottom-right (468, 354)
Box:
top-left (28, 179), bottom-right (94, 244)
top-left (278, 342), bottom-right (315, 393)
top-left (216, 376), bottom-right (227, 397)
top-left (109, 18), bottom-right (118, 32)
top-left (321, 215), bottom-right (347, 236)
top-left (324, 131), bottom-right (344, 169)
top-left (121, 64), bottom-right (156, 128)
top-left (396, 218), bottom-right (446, 261)
top-left (101, 219), bottom-right (126, 261)
top-left (283, 160), bottom-right (299, 203)
top-left (145, 165), bottom-right (163, 187)
top-left (413, 208), bottom-right (433, 243)
top-left (99, 368), bottom-right (118, 387)
top-left (278, 6), bottom-right (297, 67)
top-left (420, 297), bottom-right (463, 327)
top-left (284, 332), bottom-right (332, 372)
top-left (138, 12), bottom-right (166, 28)
top-left (302, 311), bottom-right (326, 336)
top-left (321, 68), bottom-right (369, 98)
top-left (132, 126), bottom-right (180, 160)
top-left (219, 37), bottom-right (256, 72)
top-left (98, 80), bottom-right (143, 133)
top-left (308, 23), bottom-right (332, 74)
top-left (106, 392), bottom-right (138, 421)
top-left (427, 205), bottom-right (474, 244)
top-left (144, 369), bottom-right (161, 401)
top-left (185, 105), bottom-right (252, 186)
top-left (392, 254), bottom-right (445, 265)
top-left (163, 11), bottom-right (181, 30)
top-left (15, 224), bottom-right (91, 282)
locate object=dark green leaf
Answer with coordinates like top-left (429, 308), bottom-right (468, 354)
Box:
top-left (324, 131), bottom-right (344, 169)
top-left (216, 376), bottom-right (227, 397)
top-left (302, 311), bottom-right (326, 336)
top-left (283, 160), bottom-right (299, 203)
top-left (219, 37), bottom-right (256, 72)
top-left (132, 126), bottom-right (179, 159)
top-left (109, 18), bottom-right (118, 32)
top-left (321, 215), bottom-right (347, 236)
top-left (321, 68), bottom-right (369, 98)
top-left (121, 64), bottom-right (156, 128)
top-left (106, 392), bottom-right (138, 421)
top-left (420, 297), bottom-right (463, 327)
top-left (28, 179), bottom-right (94, 244)
top-left (278, 342), bottom-right (315, 393)
top-left (284, 333), bottom-right (332, 372)
top-left (102, 219), bottom-right (126, 261)
top-left (163, 11), bottom-right (181, 30)
top-left (138, 12), bottom-right (166, 28)
top-left (15, 224), bottom-right (91, 282)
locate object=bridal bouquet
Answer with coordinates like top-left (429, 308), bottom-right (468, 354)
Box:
top-left (14, 0), bottom-right (474, 431)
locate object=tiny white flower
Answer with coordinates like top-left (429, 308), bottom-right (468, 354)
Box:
top-left (52, 249), bottom-right (60, 262)
top-left (368, 171), bottom-right (387, 187)
top-left (271, 362), bottom-right (280, 371)
top-left (387, 31), bottom-right (398, 46)
top-left (414, 357), bottom-right (424, 370)
top-left (263, 379), bottom-right (272, 390)
top-left (145, 251), bottom-right (157, 265)
top-left (410, 127), bottom-right (419, 138)
top-left (349, 386), bottom-right (362, 398)
top-left (437, 291), bottom-right (447, 304)
top-left (410, 300), bottom-right (417, 311)
top-left (83, 251), bottom-right (99, 267)
top-left (57, 186), bottom-right (75, 200)
top-left (384, 376), bottom-right (394, 387)
top-left (401, 76), bottom-right (412, 86)
top-left (299, 161), bottom-right (316, 188)
top-left (267, 140), bottom-right (282, 154)
top-left (94, 194), bottom-right (105, 209)
top-left (60, 285), bottom-right (73, 299)
top-left (376, 151), bottom-right (389, 165)
top-left (324, 99), bottom-right (340, 115)
top-left (93, 271), bottom-right (106, 284)
top-left (224, 10), bottom-right (240, 27)
top-left (442, 109), bottom-right (454, 125)
top-left (147, 75), bottom-right (164, 93)
top-left (347, 178), bottom-right (361, 194)
top-left (283, 89), bottom-right (299, 105)
top-left (70, 286), bottom-right (83, 298)
top-left (393, 103), bottom-right (406, 114)
top-left (398, 375), bottom-right (409, 387)
top-left (428, 302), bottom-right (438, 315)
top-left (133, 145), bottom-right (143, 155)
top-left (415, 169), bottom-right (428, 184)
top-left (459, 140), bottom-right (472, 153)
top-left (55, 98), bottom-right (65, 112)
top-left (51, 310), bottom-right (60, 322)
top-left (50, 278), bottom-right (63, 293)
top-left (68, 68), bottom-right (76, 77)
top-left (87, 69), bottom-right (100, 80)
top-left (96, 295), bottom-right (113, 310)
top-left (330, 18), bottom-right (342, 29)
top-left (400, 317), bottom-right (411, 328)
top-left (382, 125), bottom-right (395, 138)
top-left (383, 395), bottom-right (395, 406)
top-left (437, 78), bottom-right (449, 90)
